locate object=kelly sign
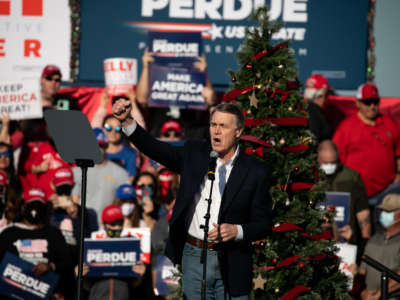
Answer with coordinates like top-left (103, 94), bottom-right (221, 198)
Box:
top-left (149, 66), bottom-right (206, 109)
top-left (104, 57), bottom-right (138, 96)
top-left (0, 252), bottom-right (59, 300)
top-left (0, 80), bottom-right (42, 120)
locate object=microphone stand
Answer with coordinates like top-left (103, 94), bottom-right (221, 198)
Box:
top-left (200, 168), bottom-right (216, 300)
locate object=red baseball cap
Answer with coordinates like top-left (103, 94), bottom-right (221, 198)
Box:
top-left (0, 170), bottom-right (8, 186)
top-left (102, 205), bottom-right (124, 224)
top-left (305, 74), bottom-right (330, 90)
top-left (42, 65), bottom-right (62, 78)
top-left (23, 188), bottom-right (46, 204)
top-left (357, 83), bottom-right (380, 101)
top-left (161, 120), bottom-right (182, 136)
top-left (53, 167), bottom-right (74, 187)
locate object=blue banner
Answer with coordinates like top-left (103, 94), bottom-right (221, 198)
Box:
top-left (149, 32), bottom-right (202, 67)
top-left (319, 192), bottom-right (351, 229)
top-left (0, 252), bottom-right (59, 300)
top-left (79, 0), bottom-right (368, 89)
top-left (84, 238), bottom-right (142, 278)
top-left (149, 65), bottom-right (206, 109)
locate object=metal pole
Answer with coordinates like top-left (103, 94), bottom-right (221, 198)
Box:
top-left (381, 271), bottom-right (388, 300)
top-left (76, 159), bottom-right (93, 300)
top-left (200, 179), bottom-right (215, 300)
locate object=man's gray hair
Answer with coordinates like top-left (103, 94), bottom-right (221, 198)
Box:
top-left (210, 103), bottom-right (245, 129)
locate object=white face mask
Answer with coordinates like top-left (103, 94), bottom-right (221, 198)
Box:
top-left (320, 163), bottom-right (337, 175)
top-left (121, 203), bottom-right (135, 217)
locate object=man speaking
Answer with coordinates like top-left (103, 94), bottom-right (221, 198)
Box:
top-left (113, 100), bottom-right (272, 300)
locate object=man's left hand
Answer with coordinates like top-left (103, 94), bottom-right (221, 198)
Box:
top-left (209, 223), bottom-right (238, 242)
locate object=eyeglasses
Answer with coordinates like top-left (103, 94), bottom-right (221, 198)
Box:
top-left (0, 152), bottom-right (11, 158)
top-left (361, 98), bottom-right (380, 106)
top-left (162, 130), bottom-right (181, 138)
top-left (104, 124), bottom-right (122, 133)
top-left (44, 76), bottom-right (61, 83)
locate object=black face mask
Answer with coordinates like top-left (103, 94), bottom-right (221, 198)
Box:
top-left (24, 201), bottom-right (47, 225)
top-left (105, 227), bottom-right (122, 238)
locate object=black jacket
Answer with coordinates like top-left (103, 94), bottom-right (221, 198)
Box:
top-left (128, 125), bottom-right (272, 296)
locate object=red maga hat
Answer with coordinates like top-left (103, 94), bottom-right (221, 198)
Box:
top-left (42, 65), bottom-right (62, 78)
top-left (305, 74), bottom-right (329, 90)
top-left (357, 83), bottom-right (380, 100)
top-left (102, 205), bottom-right (124, 224)
top-left (161, 120), bottom-right (182, 136)
top-left (23, 188), bottom-right (46, 204)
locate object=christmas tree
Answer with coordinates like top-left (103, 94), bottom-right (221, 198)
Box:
top-left (223, 6), bottom-right (351, 300)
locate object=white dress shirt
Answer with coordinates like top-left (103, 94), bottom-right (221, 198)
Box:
top-left (122, 121), bottom-right (243, 241)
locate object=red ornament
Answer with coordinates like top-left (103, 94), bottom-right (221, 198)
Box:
top-left (231, 76), bottom-right (236, 82)
top-left (294, 167), bottom-right (300, 172)
top-left (299, 263), bottom-right (305, 268)
top-left (272, 258), bottom-right (277, 264)
top-left (245, 63), bottom-right (253, 70)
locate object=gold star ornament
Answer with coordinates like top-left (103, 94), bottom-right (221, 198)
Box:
top-left (253, 273), bottom-right (267, 290)
top-left (249, 90), bottom-right (259, 108)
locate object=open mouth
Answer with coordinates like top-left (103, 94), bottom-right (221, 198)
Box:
top-left (213, 137), bottom-right (222, 146)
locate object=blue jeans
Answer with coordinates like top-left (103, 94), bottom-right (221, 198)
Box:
top-left (182, 242), bottom-right (249, 300)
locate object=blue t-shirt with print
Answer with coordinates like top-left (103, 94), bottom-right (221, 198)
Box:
top-left (106, 146), bottom-right (138, 177)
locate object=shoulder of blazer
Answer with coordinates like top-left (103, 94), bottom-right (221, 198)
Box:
top-left (238, 150), bottom-right (270, 170)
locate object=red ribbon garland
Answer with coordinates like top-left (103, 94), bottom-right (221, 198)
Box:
top-left (261, 253), bottom-right (328, 271)
top-left (272, 223), bottom-right (331, 241)
top-left (241, 135), bottom-right (309, 153)
top-left (302, 231), bottom-right (332, 241)
top-left (267, 88), bottom-right (290, 102)
top-left (245, 117), bottom-right (308, 127)
top-left (222, 85), bottom-right (259, 102)
top-left (279, 182), bottom-right (315, 191)
top-left (245, 147), bottom-right (264, 158)
top-left (272, 223), bottom-right (303, 232)
top-left (280, 286), bottom-right (311, 300)
top-left (251, 42), bottom-right (289, 60)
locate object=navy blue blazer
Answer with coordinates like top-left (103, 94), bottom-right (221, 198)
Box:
top-left (127, 125), bottom-right (272, 296)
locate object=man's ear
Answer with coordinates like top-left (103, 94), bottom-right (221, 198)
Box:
top-left (236, 127), bottom-right (244, 139)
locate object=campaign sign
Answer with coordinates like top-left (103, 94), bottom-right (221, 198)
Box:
top-left (149, 66), bottom-right (206, 109)
top-left (336, 243), bottom-right (357, 291)
top-left (0, 252), bottom-right (59, 300)
top-left (121, 228), bottom-right (151, 264)
top-left (319, 192), bottom-right (350, 228)
top-left (84, 238), bottom-right (141, 277)
top-left (104, 57), bottom-right (138, 96)
top-left (155, 255), bottom-right (179, 296)
top-left (148, 32), bottom-right (202, 67)
top-left (0, 80), bottom-right (42, 120)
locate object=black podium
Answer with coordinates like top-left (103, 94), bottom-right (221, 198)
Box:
top-left (45, 110), bottom-right (103, 300)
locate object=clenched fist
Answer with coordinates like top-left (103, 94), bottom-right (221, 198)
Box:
top-left (112, 98), bottom-right (134, 127)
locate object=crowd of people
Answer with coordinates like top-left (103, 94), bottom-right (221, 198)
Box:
top-left (0, 50), bottom-right (399, 299)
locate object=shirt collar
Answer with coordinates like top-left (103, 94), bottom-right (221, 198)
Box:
top-left (217, 145), bottom-right (240, 168)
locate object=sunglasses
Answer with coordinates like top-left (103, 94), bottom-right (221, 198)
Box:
top-left (361, 98), bottom-right (380, 106)
top-left (45, 76), bottom-right (61, 83)
top-left (137, 184), bottom-right (154, 189)
top-left (0, 152), bottom-right (11, 158)
top-left (163, 130), bottom-right (181, 138)
top-left (104, 124), bottom-right (122, 133)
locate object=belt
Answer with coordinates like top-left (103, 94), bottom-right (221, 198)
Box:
top-left (187, 236), bottom-right (218, 251)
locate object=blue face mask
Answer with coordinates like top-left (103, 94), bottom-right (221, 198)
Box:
top-left (379, 211), bottom-right (395, 228)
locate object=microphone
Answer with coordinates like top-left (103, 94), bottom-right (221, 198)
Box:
top-left (207, 150), bottom-right (218, 180)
